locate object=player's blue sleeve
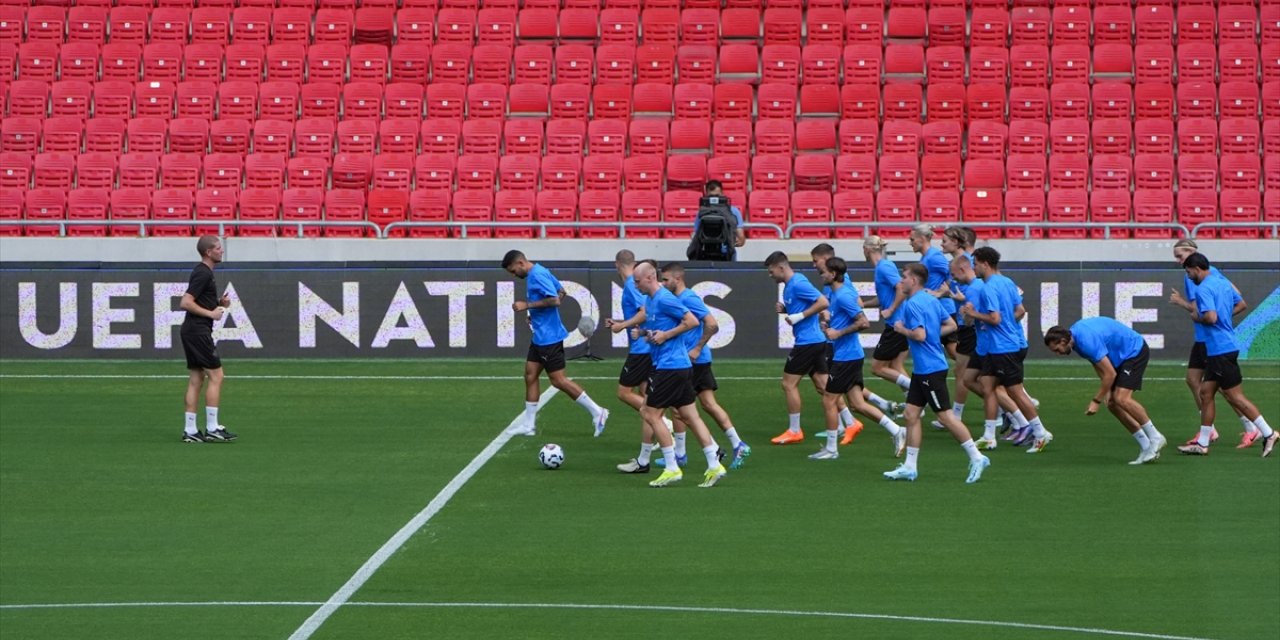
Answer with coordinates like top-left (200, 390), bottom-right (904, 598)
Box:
top-left (1074, 330), bottom-right (1105, 364)
top-left (1194, 286), bottom-right (1217, 317)
top-left (842, 293), bottom-right (862, 319)
top-left (976, 284), bottom-right (999, 314)
top-left (794, 278), bottom-right (821, 305)
top-left (905, 299), bottom-right (925, 331)
top-left (660, 293), bottom-right (690, 323)
top-left (683, 294), bottom-right (709, 321)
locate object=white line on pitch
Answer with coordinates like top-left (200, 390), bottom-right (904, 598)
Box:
top-left (3, 374), bottom-right (1276, 382)
top-left (0, 600), bottom-right (1218, 640)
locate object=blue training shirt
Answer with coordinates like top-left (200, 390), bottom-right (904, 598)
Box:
top-left (977, 273), bottom-right (1025, 354)
top-left (644, 287), bottom-right (693, 370)
top-left (822, 272), bottom-right (854, 344)
top-left (966, 277), bottom-right (990, 355)
top-left (873, 258), bottom-right (901, 325)
top-left (527, 263), bottom-right (569, 346)
top-left (678, 287), bottom-right (713, 365)
top-left (952, 252), bottom-right (974, 324)
top-left (783, 273), bottom-right (825, 346)
top-left (1070, 316), bottom-right (1145, 366)
top-left (902, 290), bottom-right (950, 375)
top-left (828, 285), bottom-right (866, 362)
top-left (1194, 273), bottom-right (1242, 357)
top-left (922, 246), bottom-right (957, 315)
top-left (621, 275), bottom-right (650, 355)
top-left (1183, 266), bottom-right (1226, 344)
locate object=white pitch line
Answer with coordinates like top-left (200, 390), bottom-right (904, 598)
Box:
top-left (3, 374), bottom-right (1276, 382)
top-left (0, 600), bottom-right (1220, 640)
top-left (284, 387), bottom-right (558, 640)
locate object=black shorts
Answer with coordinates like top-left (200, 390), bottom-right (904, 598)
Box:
top-left (825, 358), bottom-right (865, 395)
top-left (1203, 350), bottom-right (1243, 391)
top-left (1187, 342), bottom-right (1208, 370)
top-left (1113, 343), bottom-right (1151, 391)
top-left (784, 343), bottom-right (830, 376)
top-left (527, 341), bottom-right (566, 373)
top-left (941, 330), bottom-right (958, 346)
top-left (873, 326), bottom-right (909, 361)
top-left (966, 353), bottom-right (985, 371)
top-left (955, 325), bottom-right (977, 356)
top-left (1017, 347), bottom-right (1028, 361)
top-left (691, 363), bottom-right (718, 393)
top-left (646, 368), bottom-right (697, 409)
top-left (981, 351), bottom-right (1025, 387)
top-left (619, 353), bottom-right (654, 387)
top-left (181, 330), bottom-right (222, 370)
top-left (907, 370), bottom-right (951, 413)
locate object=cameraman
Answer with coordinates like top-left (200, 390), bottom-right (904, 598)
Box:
top-left (688, 181), bottom-right (747, 261)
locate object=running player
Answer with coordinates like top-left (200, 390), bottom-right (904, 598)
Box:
top-left (935, 226), bottom-right (976, 427)
top-left (766, 251), bottom-right (830, 445)
top-left (812, 257), bottom-right (907, 460)
top-left (883, 264), bottom-right (991, 483)
top-left (1044, 318), bottom-right (1168, 464)
top-left (179, 235), bottom-right (236, 443)
top-left (967, 247), bottom-right (1053, 453)
top-left (1167, 239), bottom-right (1258, 448)
top-left (630, 262), bottom-right (729, 487)
top-left (501, 250), bottom-right (610, 437)
top-left (1176, 254), bottom-right (1278, 457)
top-left (862, 236), bottom-right (913, 398)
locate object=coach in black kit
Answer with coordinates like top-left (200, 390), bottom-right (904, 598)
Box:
top-left (179, 235), bottom-right (237, 443)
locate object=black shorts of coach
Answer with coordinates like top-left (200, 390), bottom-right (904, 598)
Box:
top-left (646, 368), bottom-right (697, 409)
top-left (873, 326), bottom-right (909, 361)
top-left (955, 325), bottom-right (977, 356)
top-left (1187, 342), bottom-right (1208, 370)
top-left (825, 358), bottom-right (865, 395)
top-left (906, 370), bottom-right (951, 413)
top-left (691, 363), bottom-right (718, 393)
top-left (981, 351), bottom-right (1025, 387)
top-left (527, 341), bottom-right (567, 373)
top-left (181, 329), bottom-right (222, 370)
top-left (1203, 350), bottom-right (1244, 390)
top-left (619, 353), bottom-right (654, 387)
top-left (1112, 343), bottom-right (1151, 391)
top-left (784, 343), bottom-right (830, 376)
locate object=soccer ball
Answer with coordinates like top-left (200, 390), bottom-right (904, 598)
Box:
top-left (538, 443), bottom-right (565, 469)
top-left (577, 316), bottom-right (596, 338)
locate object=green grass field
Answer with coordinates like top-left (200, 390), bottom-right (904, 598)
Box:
top-left (1, 358), bottom-right (1278, 640)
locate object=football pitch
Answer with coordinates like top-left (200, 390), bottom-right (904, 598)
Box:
top-left (1, 358), bottom-right (1277, 640)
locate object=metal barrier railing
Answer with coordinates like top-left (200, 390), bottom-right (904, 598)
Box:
top-left (1190, 222), bottom-right (1280, 239)
top-left (5, 219), bottom-right (383, 238)
top-left (380, 220), bottom-right (788, 239)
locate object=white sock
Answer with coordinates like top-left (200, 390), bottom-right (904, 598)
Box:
top-left (703, 444), bottom-right (720, 468)
top-left (983, 419), bottom-right (1001, 440)
top-left (1140, 421), bottom-right (1162, 441)
top-left (1027, 417), bottom-right (1047, 438)
top-left (904, 446), bottom-right (920, 471)
top-left (724, 427), bottom-right (743, 448)
top-left (788, 412), bottom-right (801, 433)
top-left (895, 374), bottom-right (911, 391)
top-left (825, 429), bottom-right (839, 452)
top-left (660, 446), bottom-right (677, 470)
top-left (638, 442), bottom-right (654, 466)
top-left (1011, 410), bottom-right (1030, 428)
top-left (184, 412), bottom-right (198, 435)
top-left (674, 431), bottom-right (687, 457)
top-left (960, 439), bottom-right (983, 462)
top-left (1133, 430), bottom-right (1151, 450)
top-left (524, 401), bottom-right (538, 427)
top-left (953, 402), bottom-right (965, 421)
top-left (839, 407), bottom-right (856, 428)
top-left (1241, 415), bottom-right (1259, 434)
top-left (205, 406), bottom-right (219, 431)
top-left (1197, 425), bottom-right (1215, 447)
top-left (575, 392), bottom-right (603, 418)
top-left (878, 415), bottom-right (900, 434)
top-left (1254, 416), bottom-right (1275, 438)
top-left (866, 392), bottom-right (892, 412)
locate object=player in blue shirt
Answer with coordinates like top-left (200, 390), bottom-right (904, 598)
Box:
top-left (501, 250), bottom-right (609, 438)
top-left (862, 236), bottom-right (913, 398)
top-left (1176, 253), bottom-right (1278, 458)
top-left (909, 224), bottom-right (959, 345)
top-left (1044, 318), bottom-right (1169, 465)
top-left (812, 257), bottom-right (907, 460)
top-left (609, 251), bottom-right (653, 412)
top-left (1167, 239), bottom-right (1258, 449)
top-left (765, 251), bottom-right (831, 446)
top-left (883, 263), bottom-right (991, 484)
top-left (626, 262), bottom-right (729, 487)
top-left (937, 226), bottom-right (979, 425)
top-left (811, 243), bottom-right (902, 445)
top-left (966, 247), bottom-right (1053, 454)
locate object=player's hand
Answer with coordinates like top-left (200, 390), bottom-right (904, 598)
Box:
top-left (775, 301), bottom-right (785, 314)
top-left (1085, 400), bottom-right (1099, 416)
top-left (785, 312), bottom-right (805, 325)
top-left (218, 295), bottom-right (231, 308)
top-left (1169, 290), bottom-right (1186, 306)
top-left (630, 328), bottom-right (645, 341)
top-left (893, 320), bottom-right (905, 334)
top-left (512, 301), bottom-right (529, 312)
top-left (210, 307), bottom-right (226, 321)
top-left (650, 331), bottom-right (668, 345)
top-left (824, 327), bottom-right (840, 340)
top-left (961, 303), bottom-right (975, 318)
top-left (606, 318), bottom-right (624, 333)
top-left (688, 346), bottom-right (701, 360)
